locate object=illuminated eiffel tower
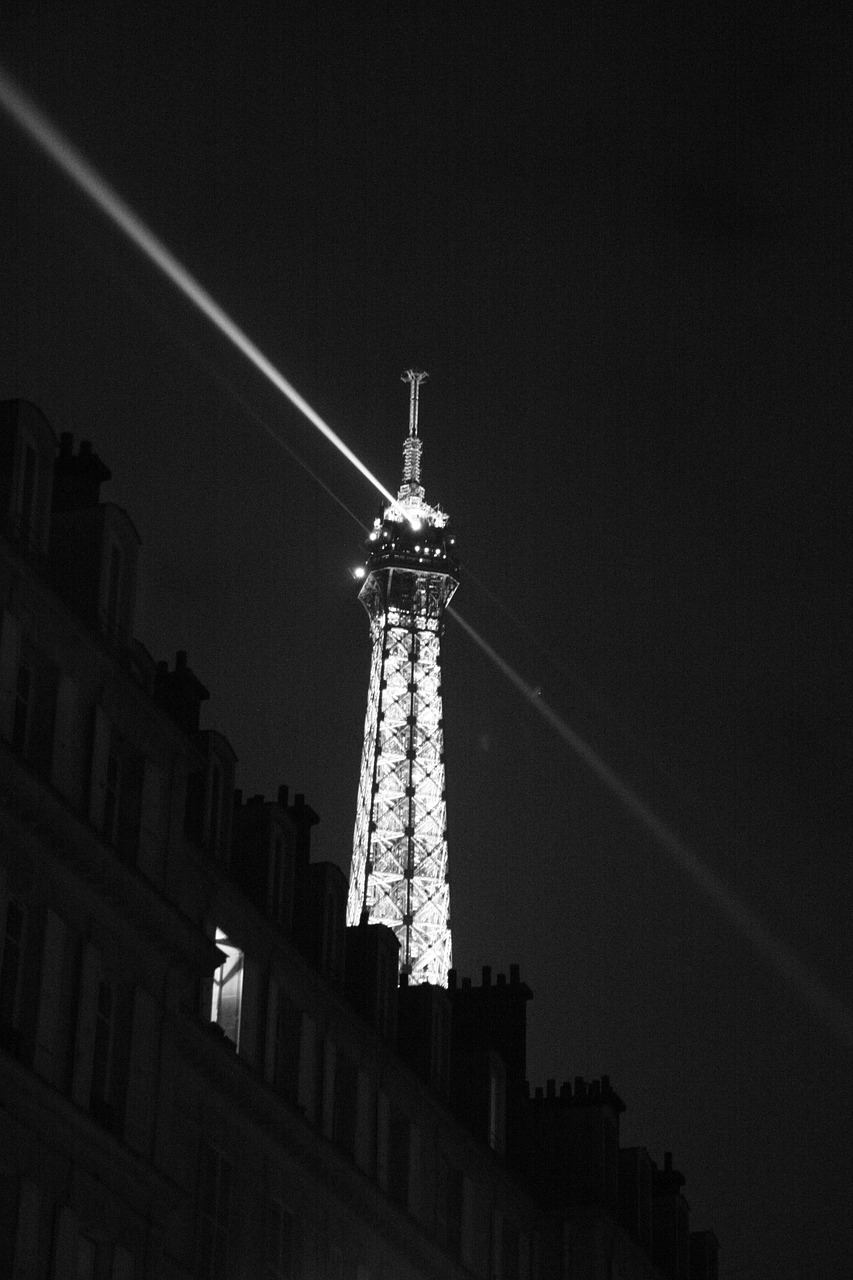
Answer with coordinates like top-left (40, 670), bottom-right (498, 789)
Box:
top-left (347, 372), bottom-right (459, 985)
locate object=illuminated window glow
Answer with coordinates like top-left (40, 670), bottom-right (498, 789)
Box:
top-left (210, 928), bottom-right (243, 1047)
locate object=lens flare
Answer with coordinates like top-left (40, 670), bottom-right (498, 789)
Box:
top-left (0, 66), bottom-right (400, 515)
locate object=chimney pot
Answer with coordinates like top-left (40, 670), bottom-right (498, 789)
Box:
top-left (509, 963), bottom-right (520, 983)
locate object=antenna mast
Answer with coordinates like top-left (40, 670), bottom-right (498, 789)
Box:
top-left (401, 369), bottom-right (428, 488)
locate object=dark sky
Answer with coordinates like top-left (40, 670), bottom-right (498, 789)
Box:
top-left (2, 2), bottom-right (851, 1274)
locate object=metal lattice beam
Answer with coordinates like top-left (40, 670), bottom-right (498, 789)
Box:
top-left (348, 376), bottom-right (459, 986)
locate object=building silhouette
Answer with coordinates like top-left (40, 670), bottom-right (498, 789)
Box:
top-left (348, 372), bottom-right (458, 986)
top-left (0, 398), bottom-right (718, 1278)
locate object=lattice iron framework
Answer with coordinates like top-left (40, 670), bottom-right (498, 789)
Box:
top-left (348, 372), bottom-right (459, 986)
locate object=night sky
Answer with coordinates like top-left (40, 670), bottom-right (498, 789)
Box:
top-left (2, 3), bottom-right (851, 1274)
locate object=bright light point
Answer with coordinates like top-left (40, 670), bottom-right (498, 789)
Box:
top-left (0, 68), bottom-right (399, 513)
top-left (353, 566), bottom-right (366, 579)
top-left (409, 518), bottom-right (422, 531)
top-left (368, 532), bottom-right (377, 541)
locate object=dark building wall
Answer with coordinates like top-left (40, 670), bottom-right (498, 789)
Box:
top-left (0, 404), bottom-right (718, 1279)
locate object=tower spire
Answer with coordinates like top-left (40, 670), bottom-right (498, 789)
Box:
top-left (400, 370), bottom-right (427, 501)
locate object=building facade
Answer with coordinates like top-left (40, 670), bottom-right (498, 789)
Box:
top-left (0, 399), bottom-right (718, 1279)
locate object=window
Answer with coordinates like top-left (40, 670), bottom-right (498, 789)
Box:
top-left (90, 712), bottom-right (145, 858)
top-left (265, 1199), bottom-right (300, 1279)
top-left (489, 1059), bottom-right (506, 1154)
top-left (104, 544), bottom-right (122, 638)
top-left (447, 1166), bottom-right (464, 1259)
top-left (296, 1014), bottom-right (316, 1119)
top-left (76, 1235), bottom-right (97, 1280)
top-left (187, 755), bottom-right (231, 859)
top-left (209, 761), bottom-right (222, 853)
top-left (333, 1052), bottom-right (358, 1157)
top-left (269, 990), bottom-right (300, 1100)
top-left (431, 999), bottom-right (450, 1094)
top-left (111, 1245), bottom-right (136, 1280)
top-left (321, 890), bottom-right (340, 976)
top-left (375, 946), bottom-right (391, 1037)
top-left (210, 929), bottom-right (243, 1047)
top-left (502, 1219), bottom-right (521, 1280)
top-left (0, 899), bottom-right (25, 1043)
top-left (388, 1105), bottom-right (410, 1210)
top-left (198, 1144), bottom-right (232, 1280)
top-left (14, 441), bottom-right (39, 548)
top-left (271, 836), bottom-right (284, 919)
top-left (10, 640), bottom-right (58, 776)
top-left (317, 1037), bottom-right (336, 1137)
top-left (434, 1156), bottom-right (463, 1255)
top-left (269, 834), bottom-right (294, 927)
top-left (11, 651), bottom-right (32, 754)
top-left (90, 980), bottom-right (115, 1120)
top-left (103, 740), bottom-right (121, 844)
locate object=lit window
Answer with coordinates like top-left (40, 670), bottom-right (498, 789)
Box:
top-left (210, 929), bottom-right (243, 1047)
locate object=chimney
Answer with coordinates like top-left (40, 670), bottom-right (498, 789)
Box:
top-left (52, 434), bottom-right (111, 511)
top-left (154, 650), bottom-right (210, 734)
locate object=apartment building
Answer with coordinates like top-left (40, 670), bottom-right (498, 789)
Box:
top-left (0, 399), bottom-right (717, 1279)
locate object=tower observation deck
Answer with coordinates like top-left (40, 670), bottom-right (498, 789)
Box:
top-left (348, 372), bottom-right (459, 986)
